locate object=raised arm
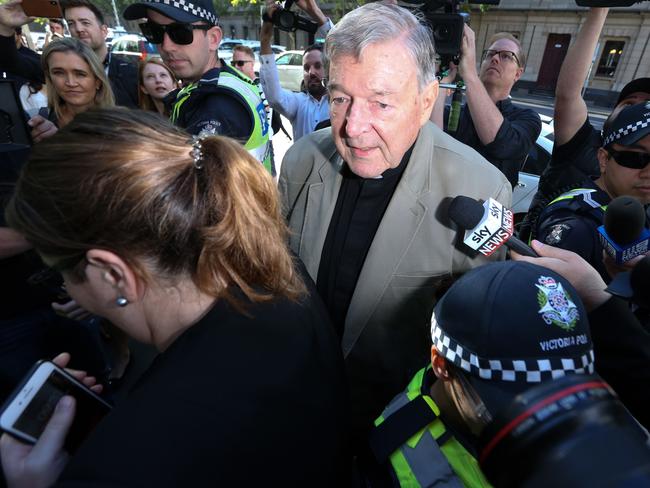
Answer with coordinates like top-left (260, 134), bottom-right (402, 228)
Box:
top-left (554, 8), bottom-right (609, 146)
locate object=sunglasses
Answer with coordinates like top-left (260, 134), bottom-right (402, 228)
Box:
top-left (231, 60), bottom-right (253, 68)
top-left (607, 148), bottom-right (650, 169)
top-left (139, 21), bottom-right (211, 45)
top-left (482, 49), bottom-right (520, 66)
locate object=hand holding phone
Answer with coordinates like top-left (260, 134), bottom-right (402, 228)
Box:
top-left (0, 0), bottom-right (32, 36)
top-left (1, 395), bottom-right (76, 488)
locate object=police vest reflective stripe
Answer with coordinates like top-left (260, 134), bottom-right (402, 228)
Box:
top-left (548, 188), bottom-right (607, 212)
top-left (530, 188), bottom-right (608, 245)
top-left (374, 368), bottom-right (492, 488)
top-left (170, 72), bottom-right (272, 174)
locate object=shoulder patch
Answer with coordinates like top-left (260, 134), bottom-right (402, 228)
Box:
top-left (545, 223), bottom-right (571, 245)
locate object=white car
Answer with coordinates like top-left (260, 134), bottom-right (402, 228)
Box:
top-left (512, 114), bottom-right (554, 218)
top-left (273, 50), bottom-right (304, 92)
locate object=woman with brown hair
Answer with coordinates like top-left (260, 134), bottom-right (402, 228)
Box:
top-left (138, 57), bottom-right (177, 115)
top-left (1, 108), bottom-right (349, 487)
top-left (41, 37), bottom-right (114, 128)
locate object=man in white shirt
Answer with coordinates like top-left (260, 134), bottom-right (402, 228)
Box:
top-left (259, 0), bottom-right (331, 141)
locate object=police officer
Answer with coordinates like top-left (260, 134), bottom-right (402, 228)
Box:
top-left (123, 0), bottom-right (272, 173)
top-left (534, 102), bottom-right (650, 280)
top-left (366, 261), bottom-right (595, 487)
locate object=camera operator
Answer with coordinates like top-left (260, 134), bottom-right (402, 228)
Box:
top-left (366, 260), bottom-right (595, 487)
top-left (431, 25), bottom-right (541, 188)
top-left (521, 7), bottom-right (650, 241)
top-left (259, 0), bottom-right (331, 141)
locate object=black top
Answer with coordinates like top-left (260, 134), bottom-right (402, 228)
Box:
top-left (588, 296), bottom-right (650, 430)
top-left (56, 282), bottom-right (350, 486)
top-left (0, 34), bottom-right (44, 85)
top-left (165, 65), bottom-right (253, 138)
top-left (444, 98), bottom-right (541, 188)
top-left (317, 148), bottom-right (412, 337)
top-left (106, 53), bottom-right (139, 108)
top-left (521, 118), bottom-right (603, 241)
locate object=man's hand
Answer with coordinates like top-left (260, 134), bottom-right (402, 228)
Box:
top-left (457, 24), bottom-right (478, 82)
top-left (0, 0), bottom-right (32, 37)
top-left (294, 0), bottom-right (327, 25)
top-left (512, 240), bottom-right (611, 311)
top-left (28, 115), bottom-right (58, 143)
top-left (1, 395), bottom-right (75, 488)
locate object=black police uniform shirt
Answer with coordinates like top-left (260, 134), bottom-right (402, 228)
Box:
top-left (105, 53), bottom-right (139, 108)
top-left (444, 98), bottom-right (541, 188)
top-left (536, 179), bottom-right (610, 280)
top-left (164, 65), bottom-right (253, 139)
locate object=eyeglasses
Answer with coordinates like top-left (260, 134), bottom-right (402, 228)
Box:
top-left (231, 60), bottom-right (253, 68)
top-left (139, 21), bottom-right (211, 45)
top-left (607, 148), bottom-right (650, 169)
top-left (482, 49), bottom-right (520, 66)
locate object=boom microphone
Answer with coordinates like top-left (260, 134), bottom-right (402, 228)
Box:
top-left (598, 196), bottom-right (650, 264)
top-left (448, 196), bottom-right (538, 257)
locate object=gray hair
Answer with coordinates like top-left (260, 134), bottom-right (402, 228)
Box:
top-left (324, 3), bottom-right (437, 91)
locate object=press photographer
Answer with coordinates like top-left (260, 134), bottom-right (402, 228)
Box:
top-left (430, 24), bottom-right (541, 188)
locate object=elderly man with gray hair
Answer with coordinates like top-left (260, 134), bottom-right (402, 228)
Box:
top-left (279, 2), bottom-right (511, 445)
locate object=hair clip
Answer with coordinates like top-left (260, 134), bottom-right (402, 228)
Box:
top-left (188, 130), bottom-right (213, 169)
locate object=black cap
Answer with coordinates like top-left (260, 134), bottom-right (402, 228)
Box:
top-left (123, 0), bottom-right (218, 25)
top-left (602, 101), bottom-right (650, 148)
top-left (616, 78), bottom-right (650, 106)
top-left (430, 261), bottom-right (594, 416)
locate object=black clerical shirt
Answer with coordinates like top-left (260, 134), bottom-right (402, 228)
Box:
top-left (317, 146), bottom-right (413, 337)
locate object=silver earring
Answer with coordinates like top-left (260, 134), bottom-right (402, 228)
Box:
top-left (116, 296), bottom-right (129, 307)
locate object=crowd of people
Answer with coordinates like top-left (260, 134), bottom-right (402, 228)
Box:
top-left (1, 0), bottom-right (650, 486)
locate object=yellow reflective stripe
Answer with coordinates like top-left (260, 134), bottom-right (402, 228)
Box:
top-left (170, 83), bottom-right (198, 124)
top-left (390, 448), bottom-right (423, 488)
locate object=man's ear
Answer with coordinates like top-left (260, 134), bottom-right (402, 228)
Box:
top-left (514, 66), bottom-right (523, 83)
top-left (85, 249), bottom-right (141, 302)
top-left (419, 80), bottom-right (439, 126)
top-left (597, 147), bottom-right (610, 175)
top-left (207, 25), bottom-right (222, 52)
top-left (431, 346), bottom-right (450, 381)
top-left (100, 24), bottom-right (108, 41)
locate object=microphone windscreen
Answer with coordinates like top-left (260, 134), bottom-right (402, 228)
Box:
top-left (604, 196), bottom-right (645, 245)
top-left (448, 196), bottom-right (484, 230)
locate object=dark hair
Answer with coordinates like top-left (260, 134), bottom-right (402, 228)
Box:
top-left (6, 108), bottom-right (305, 307)
top-left (61, 0), bottom-right (105, 25)
top-left (49, 18), bottom-right (65, 27)
top-left (304, 43), bottom-right (323, 56)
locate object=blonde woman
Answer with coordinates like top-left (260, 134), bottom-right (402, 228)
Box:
top-left (41, 37), bottom-right (114, 128)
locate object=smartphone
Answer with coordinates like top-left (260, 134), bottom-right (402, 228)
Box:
top-left (0, 361), bottom-right (112, 453)
top-left (21, 0), bottom-right (63, 18)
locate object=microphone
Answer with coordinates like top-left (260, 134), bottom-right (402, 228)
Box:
top-left (448, 196), bottom-right (538, 257)
top-left (597, 196), bottom-right (650, 264)
top-left (607, 254), bottom-right (650, 308)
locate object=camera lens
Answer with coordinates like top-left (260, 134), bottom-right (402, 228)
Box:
top-left (479, 374), bottom-right (650, 487)
top-left (277, 11), bottom-right (295, 30)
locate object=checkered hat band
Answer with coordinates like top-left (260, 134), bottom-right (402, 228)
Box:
top-left (152, 0), bottom-right (217, 24)
top-left (603, 116), bottom-right (650, 147)
top-left (430, 321), bottom-right (595, 383)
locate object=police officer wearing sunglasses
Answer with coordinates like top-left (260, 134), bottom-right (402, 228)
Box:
top-left (535, 102), bottom-right (650, 281)
top-left (123, 0), bottom-right (272, 173)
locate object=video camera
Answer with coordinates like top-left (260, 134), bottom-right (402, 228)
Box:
top-left (397, 0), bottom-right (500, 70)
top-left (262, 0), bottom-right (318, 34)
